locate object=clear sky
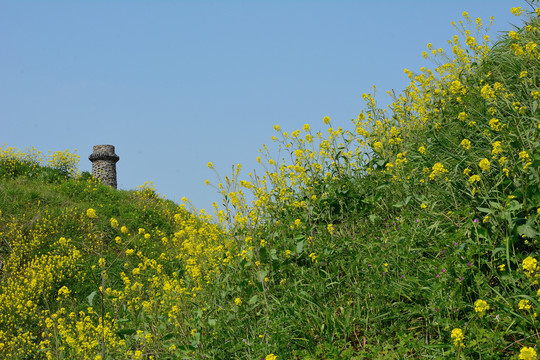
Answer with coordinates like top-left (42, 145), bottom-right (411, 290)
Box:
top-left (1, 0), bottom-right (524, 211)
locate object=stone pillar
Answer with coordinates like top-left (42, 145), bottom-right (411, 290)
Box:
top-left (88, 145), bottom-right (120, 188)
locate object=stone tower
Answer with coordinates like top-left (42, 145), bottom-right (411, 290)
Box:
top-left (88, 145), bottom-right (120, 188)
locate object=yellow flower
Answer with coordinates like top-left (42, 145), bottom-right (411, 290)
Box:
top-left (519, 346), bottom-right (537, 360)
top-left (469, 174), bottom-right (481, 183)
top-left (519, 299), bottom-right (532, 311)
top-left (234, 298), bottom-right (242, 306)
top-left (418, 145), bottom-right (426, 155)
top-left (121, 226), bottom-right (129, 234)
top-left (309, 253), bottom-right (318, 263)
top-left (58, 286), bottom-right (71, 298)
top-left (110, 218), bottom-right (119, 228)
top-left (478, 158), bottom-right (490, 172)
top-left (519, 151), bottom-right (530, 162)
top-left (474, 299), bottom-right (489, 316)
top-left (323, 116), bottom-right (331, 124)
top-left (489, 118), bottom-right (502, 131)
top-left (460, 139), bottom-right (471, 150)
top-left (373, 141), bottom-right (383, 151)
top-left (207, 162), bottom-right (214, 169)
top-left (273, 125), bottom-right (280, 131)
top-left (303, 124), bottom-right (310, 131)
top-left (327, 223), bottom-right (335, 235)
top-left (511, 7), bottom-right (522, 16)
top-left (491, 141), bottom-right (503, 156)
top-left (86, 208), bottom-right (96, 218)
top-left (421, 203), bottom-right (427, 209)
top-left (429, 163), bottom-right (448, 180)
top-left (499, 264), bottom-right (506, 271)
top-left (523, 256), bottom-right (538, 277)
top-left (265, 355), bottom-right (278, 360)
top-left (451, 328), bottom-right (465, 348)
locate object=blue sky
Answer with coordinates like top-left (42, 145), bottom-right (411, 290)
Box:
top-left (1, 1), bottom-right (523, 211)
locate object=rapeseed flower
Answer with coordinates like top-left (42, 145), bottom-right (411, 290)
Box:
top-left (474, 299), bottom-right (489, 316)
top-left (234, 298), bottom-right (242, 306)
top-left (489, 118), bottom-right (502, 131)
top-left (429, 163), bottom-right (448, 180)
top-left (460, 139), bottom-right (471, 150)
top-left (518, 299), bottom-right (532, 311)
top-left (519, 346), bottom-right (537, 360)
top-left (327, 224), bottom-right (335, 235)
top-left (511, 7), bottom-right (522, 16)
top-left (523, 256), bottom-right (538, 278)
top-left (265, 354), bottom-right (277, 360)
top-left (491, 141), bottom-right (503, 156)
top-left (86, 208), bottom-right (96, 219)
top-left (478, 158), bottom-right (491, 172)
top-left (451, 328), bottom-right (465, 348)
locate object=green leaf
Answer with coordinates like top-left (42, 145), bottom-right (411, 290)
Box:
top-left (115, 329), bottom-right (136, 338)
top-left (296, 240), bottom-right (304, 254)
top-left (248, 295), bottom-right (259, 305)
top-left (256, 270), bottom-right (268, 283)
top-left (162, 332), bottom-right (175, 340)
top-left (508, 200), bottom-right (522, 212)
top-left (87, 291), bottom-right (97, 306)
top-left (518, 218), bottom-right (537, 238)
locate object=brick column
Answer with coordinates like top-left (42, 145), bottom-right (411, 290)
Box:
top-left (88, 145), bottom-right (120, 188)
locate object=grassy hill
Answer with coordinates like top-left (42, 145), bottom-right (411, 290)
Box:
top-left (1, 5), bottom-right (540, 360)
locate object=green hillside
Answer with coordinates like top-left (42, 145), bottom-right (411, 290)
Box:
top-left (1, 5), bottom-right (540, 360)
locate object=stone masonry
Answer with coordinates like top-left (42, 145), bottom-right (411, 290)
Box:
top-left (88, 145), bottom-right (120, 188)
